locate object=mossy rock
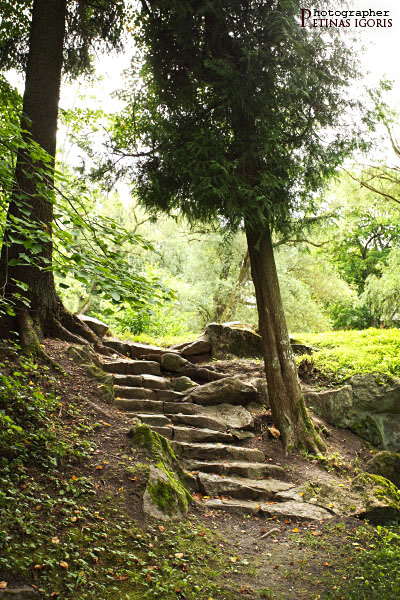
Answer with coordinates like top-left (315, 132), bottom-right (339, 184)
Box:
top-left (366, 451), bottom-right (400, 487)
top-left (68, 344), bottom-right (114, 404)
top-left (352, 472), bottom-right (400, 523)
top-left (128, 422), bottom-right (192, 520)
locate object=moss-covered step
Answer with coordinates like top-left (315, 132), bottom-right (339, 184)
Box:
top-left (197, 472), bottom-right (294, 501)
top-left (151, 425), bottom-right (234, 444)
top-left (186, 460), bottom-right (285, 479)
top-left (171, 441), bottom-right (265, 462)
top-left (112, 374), bottom-right (171, 390)
top-left (102, 359), bottom-right (161, 376)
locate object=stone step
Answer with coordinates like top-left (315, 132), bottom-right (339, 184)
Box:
top-left (115, 386), bottom-right (184, 402)
top-left (115, 386), bottom-right (157, 400)
top-left (136, 414), bottom-right (172, 427)
top-left (102, 359), bottom-right (161, 376)
top-left (150, 425), bottom-right (234, 444)
top-left (187, 460), bottom-right (286, 480)
top-left (171, 441), bottom-right (265, 463)
top-left (197, 472), bottom-right (293, 501)
top-left (116, 398), bottom-right (163, 412)
top-left (204, 498), bottom-right (333, 520)
top-left (170, 413), bottom-right (227, 432)
top-left (120, 399), bottom-right (199, 415)
top-left (113, 374), bottom-right (171, 390)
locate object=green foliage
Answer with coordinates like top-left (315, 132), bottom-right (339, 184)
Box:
top-left (0, 84), bottom-right (172, 318)
top-left (0, 0), bottom-right (127, 76)
top-left (326, 526), bottom-right (400, 599)
top-left (110, 0), bottom-right (361, 235)
top-left (296, 328), bottom-right (400, 382)
top-left (363, 247), bottom-right (400, 326)
top-left (326, 299), bottom-right (371, 330)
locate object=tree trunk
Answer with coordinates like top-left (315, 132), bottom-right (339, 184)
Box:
top-left (220, 250), bottom-right (250, 322)
top-left (245, 223), bottom-right (325, 454)
top-left (0, 0), bottom-right (98, 352)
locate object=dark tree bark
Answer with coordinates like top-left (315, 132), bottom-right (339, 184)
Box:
top-left (0, 0), bottom-right (98, 352)
top-left (245, 224), bottom-right (325, 454)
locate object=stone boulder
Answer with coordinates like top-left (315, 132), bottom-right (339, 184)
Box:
top-left (304, 374), bottom-right (400, 451)
top-left (142, 466), bottom-right (190, 521)
top-left (68, 345), bottom-right (114, 404)
top-left (128, 422), bottom-right (192, 520)
top-left (78, 315), bottom-right (109, 337)
top-left (206, 322), bottom-right (262, 359)
top-left (161, 352), bottom-right (189, 373)
top-left (172, 376), bottom-right (198, 392)
top-left (185, 376), bottom-right (257, 406)
top-left (180, 334), bottom-right (211, 357)
top-left (366, 451), bottom-right (400, 488)
top-left (199, 403), bottom-right (255, 430)
top-left (351, 473), bottom-right (400, 523)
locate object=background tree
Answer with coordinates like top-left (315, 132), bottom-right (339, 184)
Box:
top-left (109, 0), bottom-right (362, 451)
top-left (0, 0), bottom-right (126, 351)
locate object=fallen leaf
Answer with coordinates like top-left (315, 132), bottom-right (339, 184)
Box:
top-left (96, 465), bottom-right (103, 470)
top-left (284, 520), bottom-right (291, 524)
top-left (199, 531), bottom-right (206, 537)
top-left (59, 561), bottom-right (68, 569)
top-left (323, 562), bottom-right (332, 567)
top-left (158, 525), bottom-right (165, 532)
top-left (146, 572), bottom-right (152, 583)
top-left (71, 475), bottom-right (78, 481)
top-left (71, 516), bottom-right (77, 523)
top-left (268, 425), bottom-right (281, 438)
top-left (175, 552), bottom-right (184, 559)
top-left (0, 582), bottom-right (7, 589)
top-left (311, 531), bottom-right (322, 537)
top-left (51, 537), bottom-right (60, 544)
top-left (292, 528), bottom-right (300, 533)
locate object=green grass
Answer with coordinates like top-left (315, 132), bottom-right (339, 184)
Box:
top-left (325, 525), bottom-right (400, 600)
top-left (116, 331), bottom-right (200, 348)
top-left (295, 328), bottom-right (400, 383)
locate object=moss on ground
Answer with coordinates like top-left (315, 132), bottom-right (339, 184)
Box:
top-left (295, 328), bottom-right (400, 383)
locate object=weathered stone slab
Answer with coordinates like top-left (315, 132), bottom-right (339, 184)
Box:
top-left (171, 441), bottom-right (265, 463)
top-left (187, 461), bottom-right (284, 479)
top-left (170, 413), bottom-right (227, 432)
top-left (102, 359), bottom-right (161, 376)
top-left (199, 403), bottom-right (254, 430)
top-left (171, 427), bottom-right (234, 444)
top-left (198, 472), bottom-right (293, 500)
top-left (185, 377), bottom-right (257, 406)
top-left (180, 334), bottom-right (212, 356)
top-left (163, 401), bottom-right (199, 415)
top-left (260, 500), bottom-right (333, 521)
top-left (115, 398), bottom-right (163, 412)
top-left (136, 414), bottom-right (172, 427)
top-left (204, 498), bottom-right (261, 516)
top-left (161, 353), bottom-right (189, 372)
top-left (157, 389), bottom-right (184, 401)
top-left (141, 374), bottom-right (170, 390)
top-left (78, 314), bottom-right (109, 337)
top-left (114, 386), bottom-right (157, 400)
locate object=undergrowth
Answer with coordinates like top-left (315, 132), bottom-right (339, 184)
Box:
top-left (0, 340), bottom-right (244, 599)
top-left (295, 328), bottom-right (400, 383)
top-left (325, 525), bottom-right (400, 599)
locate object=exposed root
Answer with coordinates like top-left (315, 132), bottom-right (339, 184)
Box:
top-left (18, 311), bottom-right (65, 373)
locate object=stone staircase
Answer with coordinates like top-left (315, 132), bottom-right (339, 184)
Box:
top-left (101, 355), bottom-right (333, 521)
